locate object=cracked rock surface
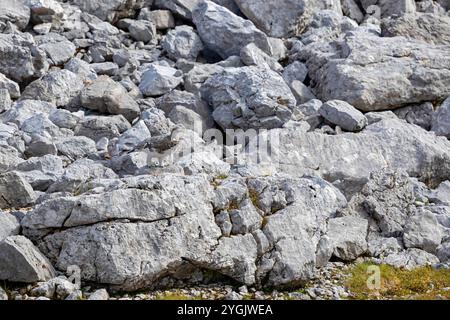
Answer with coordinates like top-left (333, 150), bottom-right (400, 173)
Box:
top-left (0, 0), bottom-right (449, 298)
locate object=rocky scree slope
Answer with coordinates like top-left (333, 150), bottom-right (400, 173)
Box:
top-left (0, 0), bottom-right (450, 297)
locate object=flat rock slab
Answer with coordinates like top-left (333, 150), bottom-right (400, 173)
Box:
top-left (301, 30), bottom-right (450, 111)
top-left (247, 118), bottom-right (450, 197)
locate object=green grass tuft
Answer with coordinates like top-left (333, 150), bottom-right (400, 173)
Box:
top-left (345, 263), bottom-right (450, 300)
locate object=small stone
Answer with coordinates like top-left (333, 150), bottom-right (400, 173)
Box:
top-left (128, 20), bottom-right (157, 43)
top-left (0, 73), bottom-right (21, 99)
top-left (224, 291), bottom-right (242, 300)
top-left (319, 100), bottom-right (368, 132)
top-left (80, 76), bottom-right (141, 122)
top-left (0, 89), bottom-right (11, 113)
top-left (162, 25), bottom-right (204, 61)
top-left (327, 216), bottom-right (369, 261)
top-left (0, 211), bottom-right (21, 241)
top-left (88, 289), bottom-right (109, 300)
top-left (192, 0), bottom-right (271, 59)
top-left (33, 23), bottom-right (52, 35)
top-left (283, 61), bottom-right (308, 85)
top-left (240, 43), bottom-right (283, 73)
top-left (65, 290), bottom-right (83, 300)
top-left (0, 286), bottom-right (8, 300)
top-left (91, 62), bottom-right (119, 76)
top-left (139, 64), bottom-right (183, 97)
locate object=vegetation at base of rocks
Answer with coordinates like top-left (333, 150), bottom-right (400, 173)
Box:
top-left (155, 291), bottom-right (202, 300)
top-left (345, 263), bottom-right (450, 300)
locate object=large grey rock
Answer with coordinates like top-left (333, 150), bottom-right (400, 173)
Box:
top-left (200, 66), bottom-right (296, 130)
top-left (22, 174), bottom-right (346, 290)
top-left (403, 208), bottom-right (443, 253)
top-left (251, 176), bottom-right (347, 287)
top-left (80, 76), bottom-right (140, 122)
top-left (162, 25), bottom-right (204, 61)
top-left (0, 32), bottom-right (48, 83)
top-left (91, 62), bottom-right (119, 76)
top-left (382, 13), bottom-right (450, 45)
top-left (139, 64), bottom-right (183, 97)
top-left (0, 235), bottom-right (55, 283)
top-left (0, 171), bottom-right (37, 209)
top-left (235, 0), bottom-right (342, 37)
top-left (88, 289), bottom-right (109, 300)
top-left (192, 0), bottom-right (271, 59)
top-left (301, 30), bottom-right (450, 111)
top-left (343, 170), bottom-right (416, 237)
top-left (0, 211), bottom-right (20, 241)
top-left (0, 0), bottom-right (30, 31)
top-left (431, 97), bottom-right (450, 138)
top-left (319, 100), bottom-right (368, 132)
top-left (247, 118), bottom-right (450, 198)
top-left (70, 0), bottom-right (153, 23)
top-left (21, 70), bottom-right (84, 107)
top-left (326, 216), bottom-right (368, 261)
